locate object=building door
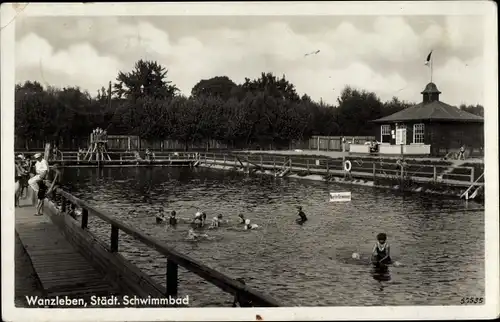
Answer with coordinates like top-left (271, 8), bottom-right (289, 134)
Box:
top-left (396, 126), bottom-right (407, 145)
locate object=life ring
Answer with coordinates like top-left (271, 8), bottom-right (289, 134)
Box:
top-left (344, 160), bottom-right (352, 172)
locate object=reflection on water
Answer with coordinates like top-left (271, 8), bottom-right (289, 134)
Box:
top-left (59, 166), bottom-right (484, 306)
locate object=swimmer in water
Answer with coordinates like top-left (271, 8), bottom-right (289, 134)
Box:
top-left (244, 219), bottom-right (259, 230)
top-left (237, 214), bottom-right (245, 224)
top-left (210, 214), bottom-right (223, 229)
top-left (156, 208), bottom-right (165, 224)
top-left (186, 228), bottom-right (212, 241)
top-left (192, 211), bottom-right (206, 228)
top-left (371, 233), bottom-right (392, 267)
top-left (295, 206), bottom-right (308, 225)
top-left (168, 211), bottom-right (177, 227)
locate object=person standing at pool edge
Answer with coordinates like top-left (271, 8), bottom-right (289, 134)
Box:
top-left (28, 153), bottom-right (49, 193)
top-left (296, 206), bottom-right (308, 225)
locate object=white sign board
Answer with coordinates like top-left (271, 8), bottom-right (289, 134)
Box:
top-left (329, 192), bottom-right (351, 202)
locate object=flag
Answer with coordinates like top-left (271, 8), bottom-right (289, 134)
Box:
top-left (424, 50), bottom-right (433, 66)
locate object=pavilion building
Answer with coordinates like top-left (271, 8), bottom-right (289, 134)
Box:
top-left (349, 82), bottom-right (484, 157)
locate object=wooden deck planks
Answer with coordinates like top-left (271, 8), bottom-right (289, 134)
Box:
top-left (15, 198), bottom-right (119, 297)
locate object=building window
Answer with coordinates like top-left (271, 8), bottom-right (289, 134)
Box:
top-left (413, 123), bottom-right (425, 144)
top-left (380, 125), bottom-right (391, 142)
top-left (381, 125), bottom-right (390, 135)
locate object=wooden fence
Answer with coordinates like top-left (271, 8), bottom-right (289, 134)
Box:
top-left (15, 135), bottom-right (374, 152)
top-left (196, 152), bottom-right (484, 186)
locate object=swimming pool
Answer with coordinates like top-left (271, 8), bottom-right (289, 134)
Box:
top-left (59, 166), bottom-right (484, 306)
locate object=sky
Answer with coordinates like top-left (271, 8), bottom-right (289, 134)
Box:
top-left (15, 14), bottom-right (485, 106)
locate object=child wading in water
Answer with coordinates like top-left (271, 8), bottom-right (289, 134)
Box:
top-left (295, 206), bottom-right (308, 225)
top-left (371, 233), bottom-right (392, 267)
top-left (168, 211), bottom-right (177, 227)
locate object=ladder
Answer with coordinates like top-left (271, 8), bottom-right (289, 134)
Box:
top-left (460, 172), bottom-right (484, 200)
top-left (276, 159), bottom-right (292, 177)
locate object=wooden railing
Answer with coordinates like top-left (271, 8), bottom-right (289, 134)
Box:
top-left (54, 188), bottom-right (281, 307)
top-left (196, 152), bottom-right (484, 186)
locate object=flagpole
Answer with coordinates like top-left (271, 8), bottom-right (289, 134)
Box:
top-left (430, 56), bottom-right (433, 83)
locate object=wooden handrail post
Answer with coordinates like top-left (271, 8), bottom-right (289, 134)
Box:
top-left (223, 154), bottom-right (226, 165)
top-left (470, 167), bottom-right (475, 183)
top-left (372, 163), bottom-right (376, 180)
top-left (81, 209), bottom-right (89, 229)
top-left (306, 159), bottom-right (310, 171)
top-left (110, 225), bottom-right (119, 252)
top-left (260, 155), bottom-right (263, 168)
top-left (273, 156), bottom-right (276, 171)
top-left (326, 160), bottom-right (329, 174)
top-left (166, 259), bottom-right (179, 298)
top-left (433, 166), bottom-right (437, 182)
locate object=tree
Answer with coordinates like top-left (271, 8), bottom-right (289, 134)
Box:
top-left (191, 76), bottom-right (238, 101)
top-left (241, 72), bottom-right (300, 102)
top-left (113, 59), bottom-right (179, 100)
top-left (383, 96), bottom-right (414, 117)
top-left (459, 104), bottom-right (484, 117)
top-left (336, 86), bottom-right (384, 136)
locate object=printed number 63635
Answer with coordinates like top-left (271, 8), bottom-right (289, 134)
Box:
top-left (460, 297), bottom-right (483, 305)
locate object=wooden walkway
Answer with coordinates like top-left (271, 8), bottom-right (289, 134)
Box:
top-left (15, 197), bottom-right (122, 302)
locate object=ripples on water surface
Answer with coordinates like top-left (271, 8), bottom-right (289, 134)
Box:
top-left (60, 166), bottom-right (484, 306)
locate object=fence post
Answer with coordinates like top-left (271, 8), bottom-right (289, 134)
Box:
top-left (372, 163), bottom-right (376, 180)
top-left (166, 260), bottom-right (179, 298)
top-left (110, 225), bottom-right (119, 252)
top-left (260, 155), bottom-right (263, 168)
top-left (81, 209), bottom-right (88, 229)
top-left (273, 156), bottom-right (276, 171)
top-left (470, 167), bottom-right (474, 183)
top-left (433, 166), bottom-right (437, 182)
top-left (326, 160), bottom-right (329, 174)
top-left (223, 154), bottom-right (226, 165)
top-left (307, 159), bottom-right (310, 171)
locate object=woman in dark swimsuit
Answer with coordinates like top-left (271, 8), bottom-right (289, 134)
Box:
top-left (168, 211), bottom-right (178, 227)
top-left (371, 233), bottom-right (392, 268)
